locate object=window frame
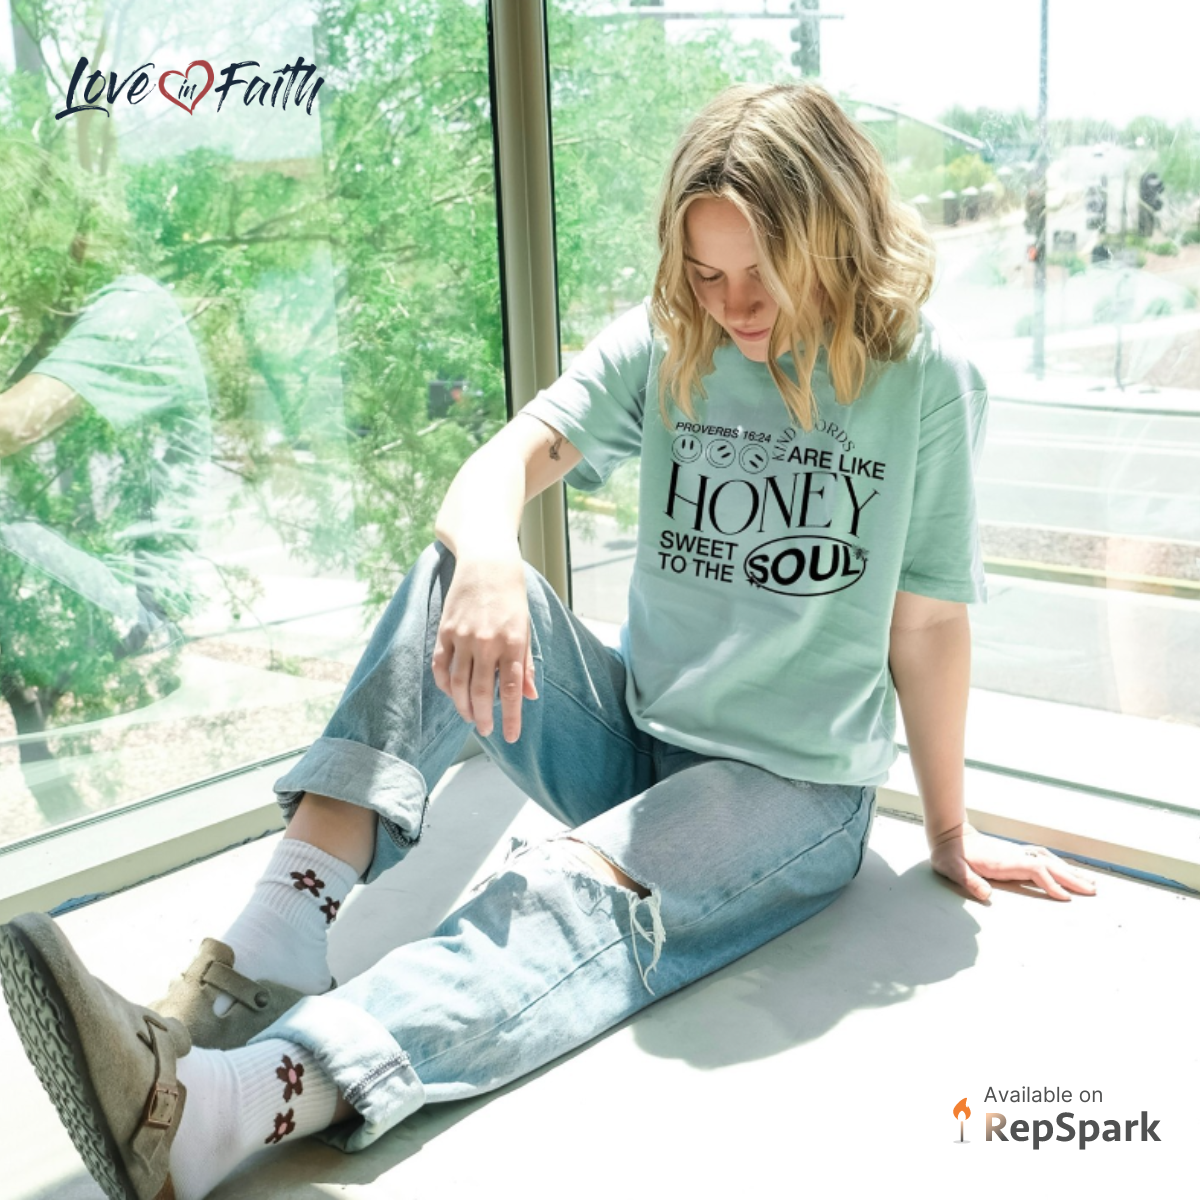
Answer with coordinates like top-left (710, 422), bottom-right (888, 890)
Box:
top-left (2, 0), bottom-right (1197, 917)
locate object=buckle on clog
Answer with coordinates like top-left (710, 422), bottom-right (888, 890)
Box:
top-left (141, 1081), bottom-right (180, 1130)
top-left (136, 1015), bottom-right (181, 1131)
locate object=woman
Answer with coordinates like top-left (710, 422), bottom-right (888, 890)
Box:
top-left (0, 80), bottom-right (1097, 1200)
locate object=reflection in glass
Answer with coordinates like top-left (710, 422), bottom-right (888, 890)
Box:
top-left (1, 272), bottom-right (212, 823)
top-left (0, 0), bottom-right (502, 846)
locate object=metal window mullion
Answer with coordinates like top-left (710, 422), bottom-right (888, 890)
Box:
top-left (488, 0), bottom-right (570, 604)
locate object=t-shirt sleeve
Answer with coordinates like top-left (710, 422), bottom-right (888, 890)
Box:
top-left (897, 386), bottom-right (989, 604)
top-left (519, 299), bottom-right (653, 493)
top-left (32, 274), bottom-right (208, 429)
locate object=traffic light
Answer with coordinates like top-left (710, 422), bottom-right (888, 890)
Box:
top-left (1138, 171), bottom-right (1165, 237)
top-left (428, 378), bottom-right (468, 420)
top-left (1085, 180), bottom-right (1107, 232)
top-left (1024, 179), bottom-right (1047, 268)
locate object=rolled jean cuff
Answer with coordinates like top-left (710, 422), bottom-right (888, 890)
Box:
top-left (250, 994), bottom-right (427, 1154)
top-left (273, 736), bottom-right (430, 880)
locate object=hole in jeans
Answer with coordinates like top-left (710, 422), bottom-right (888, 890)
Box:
top-left (558, 836), bottom-right (666, 996)
top-left (560, 837), bottom-right (650, 898)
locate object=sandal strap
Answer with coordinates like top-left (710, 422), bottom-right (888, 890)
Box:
top-left (199, 959), bottom-right (273, 1013)
top-left (130, 1014), bottom-right (185, 1173)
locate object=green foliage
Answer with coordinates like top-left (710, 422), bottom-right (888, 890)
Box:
top-left (937, 104), bottom-right (1036, 149)
top-left (548, 1), bottom-right (786, 338)
top-left (1047, 252), bottom-right (1087, 276)
top-left (1149, 241), bottom-right (1179, 256)
top-left (0, 132), bottom-right (179, 769)
top-left (0, 0), bottom-right (791, 775)
top-left (1150, 124), bottom-right (1200, 197)
top-left (1142, 296), bottom-right (1174, 318)
top-left (944, 153), bottom-right (993, 191)
top-left (1123, 115), bottom-right (1174, 150)
top-left (890, 151), bottom-right (1005, 215)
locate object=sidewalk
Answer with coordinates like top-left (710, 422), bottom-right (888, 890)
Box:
top-left (987, 370), bottom-right (1200, 416)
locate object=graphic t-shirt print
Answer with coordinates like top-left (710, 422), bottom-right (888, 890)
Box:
top-left (656, 414), bottom-right (885, 598)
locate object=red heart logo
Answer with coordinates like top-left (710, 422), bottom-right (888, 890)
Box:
top-left (158, 60), bottom-right (214, 115)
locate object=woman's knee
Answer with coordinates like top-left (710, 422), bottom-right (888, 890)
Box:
top-left (558, 836), bottom-right (650, 898)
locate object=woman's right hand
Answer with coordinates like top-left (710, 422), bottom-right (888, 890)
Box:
top-left (431, 550), bottom-right (538, 743)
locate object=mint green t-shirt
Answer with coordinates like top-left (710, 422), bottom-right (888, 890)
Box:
top-left (521, 298), bottom-right (988, 787)
top-left (1, 274), bottom-right (211, 626)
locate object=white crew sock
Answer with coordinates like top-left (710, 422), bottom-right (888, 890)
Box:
top-left (212, 838), bottom-right (360, 1016)
top-left (169, 1038), bottom-right (340, 1200)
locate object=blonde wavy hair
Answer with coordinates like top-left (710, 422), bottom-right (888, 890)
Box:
top-left (651, 80), bottom-right (937, 432)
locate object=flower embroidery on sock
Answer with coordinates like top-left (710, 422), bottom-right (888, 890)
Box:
top-left (265, 1109), bottom-right (297, 1145)
top-left (319, 896), bottom-right (341, 925)
top-left (291, 868), bottom-right (325, 896)
top-left (275, 1055), bottom-right (306, 1101)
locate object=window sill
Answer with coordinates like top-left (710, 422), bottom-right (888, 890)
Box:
top-left (8, 753), bottom-right (1196, 1197)
top-left (0, 740), bottom-right (485, 922)
top-left (2, 619), bottom-right (1196, 921)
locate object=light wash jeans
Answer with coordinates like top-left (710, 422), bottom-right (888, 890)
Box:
top-left (250, 540), bottom-right (878, 1153)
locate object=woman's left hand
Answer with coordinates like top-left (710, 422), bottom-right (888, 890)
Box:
top-left (929, 823), bottom-right (1100, 903)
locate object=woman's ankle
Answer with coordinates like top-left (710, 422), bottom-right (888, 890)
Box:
top-left (286, 792), bottom-right (376, 878)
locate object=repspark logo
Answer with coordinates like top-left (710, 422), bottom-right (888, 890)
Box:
top-left (949, 1090), bottom-right (1162, 1148)
top-left (986, 1110), bottom-right (1161, 1149)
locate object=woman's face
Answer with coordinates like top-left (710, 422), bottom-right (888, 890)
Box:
top-left (683, 196), bottom-right (781, 363)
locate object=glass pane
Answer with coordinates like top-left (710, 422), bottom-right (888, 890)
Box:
top-left (0, 0), bottom-right (502, 847)
top-left (546, 0), bottom-right (1199, 809)
top-left (548, 0), bottom-right (796, 621)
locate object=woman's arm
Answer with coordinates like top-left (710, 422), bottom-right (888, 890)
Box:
top-left (434, 411), bottom-right (582, 558)
top-left (430, 412), bottom-right (583, 744)
top-left (0, 372), bottom-right (84, 457)
top-left (888, 592), bottom-right (972, 849)
top-left (888, 590), bottom-right (1099, 903)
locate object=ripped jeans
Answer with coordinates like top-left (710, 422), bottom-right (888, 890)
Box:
top-left (248, 540), bottom-right (878, 1153)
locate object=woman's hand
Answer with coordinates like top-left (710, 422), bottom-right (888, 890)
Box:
top-left (929, 822), bottom-right (1100, 903)
top-left (431, 550), bottom-right (538, 743)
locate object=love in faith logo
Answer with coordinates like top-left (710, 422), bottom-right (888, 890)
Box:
top-left (55, 55), bottom-right (324, 121)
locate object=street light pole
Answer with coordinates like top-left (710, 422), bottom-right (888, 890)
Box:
top-left (1032, 0), bottom-right (1049, 379)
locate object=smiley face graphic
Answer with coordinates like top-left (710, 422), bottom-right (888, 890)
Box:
top-left (706, 438), bottom-right (736, 468)
top-left (672, 434), bottom-right (702, 463)
top-left (739, 444), bottom-right (769, 474)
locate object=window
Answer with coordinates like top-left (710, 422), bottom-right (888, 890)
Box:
top-left (547, 0), bottom-right (1199, 817)
top-left (0, 0), bottom-right (503, 849)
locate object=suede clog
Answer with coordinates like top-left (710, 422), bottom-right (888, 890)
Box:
top-left (151, 938), bottom-right (333, 1051)
top-left (0, 911), bottom-right (188, 1200)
